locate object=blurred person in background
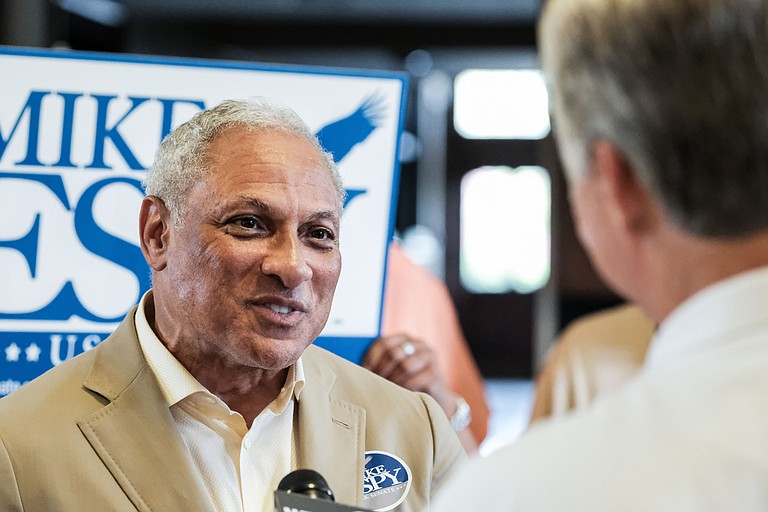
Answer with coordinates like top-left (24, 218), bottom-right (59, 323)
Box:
top-left (364, 241), bottom-right (491, 452)
top-left (529, 303), bottom-right (654, 423)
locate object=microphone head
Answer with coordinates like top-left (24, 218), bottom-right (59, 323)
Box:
top-left (278, 469), bottom-right (335, 502)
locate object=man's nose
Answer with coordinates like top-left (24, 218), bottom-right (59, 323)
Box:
top-left (260, 233), bottom-right (313, 288)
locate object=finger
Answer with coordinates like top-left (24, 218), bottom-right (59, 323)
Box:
top-left (375, 343), bottom-right (410, 380)
top-left (389, 350), bottom-right (432, 386)
top-left (362, 335), bottom-right (402, 370)
top-left (382, 336), bottom-right (432, 380)
top-left (362, 335), bottom-right (409, 376)
top-left (361, 338), bottom-right (384, 370)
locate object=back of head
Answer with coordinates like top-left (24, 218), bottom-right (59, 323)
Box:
top-left (143, 98), bottom-right (344, 225)
top-left (539, 0), bottom-right (768, 237)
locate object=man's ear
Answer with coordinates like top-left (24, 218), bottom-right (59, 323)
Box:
top-left (592, 140), bottom-right (655, 234)
top-left (139, 195), bottom-right (171, 271)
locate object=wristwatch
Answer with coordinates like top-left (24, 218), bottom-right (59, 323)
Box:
top-left (450, 396), bottom-right (472, 432)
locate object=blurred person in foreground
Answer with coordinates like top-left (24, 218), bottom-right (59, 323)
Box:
top-left (433, 0), bottom-right (768, 509)
top-left (364, 241), bottom-right (491, 452)
top-left (0, 99), bottom-right (464, 512)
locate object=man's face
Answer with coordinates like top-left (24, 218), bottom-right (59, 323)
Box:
top-left (154, 127), bottom-right (342, 371)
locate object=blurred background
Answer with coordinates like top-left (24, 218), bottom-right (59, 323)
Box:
top-left (1, 0), bottom-right (623, 448)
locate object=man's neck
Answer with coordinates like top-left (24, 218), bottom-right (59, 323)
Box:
top-left (638, 228), bottom-right (768, 325)
top-left (179, 350), bottom-right (289, 428)
top-left (145, 292), bottom-right (292, 426)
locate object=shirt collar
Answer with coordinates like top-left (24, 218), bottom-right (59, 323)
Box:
top-left (134, 290), bottom-right (305, 411)
top-left (646, 265), bottom-right (768, 369)
top-left (269, 358), bottom-right (305, 415)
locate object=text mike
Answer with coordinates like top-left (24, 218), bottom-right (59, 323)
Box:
top-left (274, 469), bottom-right (372, 512)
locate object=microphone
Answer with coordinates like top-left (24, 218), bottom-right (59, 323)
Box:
top-left (278, 469), bottom-right (335, 501)
top-left (274, 469), bottom-right (373, 512)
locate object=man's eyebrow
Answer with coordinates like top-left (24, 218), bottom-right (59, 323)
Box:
top-left (242, 197), bottom-right (272, 212)
top-left (307, 210), bottom-right (341, 226)
top-left (211, 197), bottom-right (339, 225)
top-left (210, 197), bottom-right (272, 217)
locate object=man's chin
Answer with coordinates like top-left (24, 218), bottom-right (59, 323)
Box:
top-left (243, 338), bottom-right (309, 370)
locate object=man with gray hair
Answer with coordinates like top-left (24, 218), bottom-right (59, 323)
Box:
top-left (0, 99), bottom-right (464, 512)
top-left (434, 0), bottom-right (768, 510)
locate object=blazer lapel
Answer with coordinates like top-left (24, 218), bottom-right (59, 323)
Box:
top-left (77, 311), bottom-right (213, 512)
top-left (297, 347), bottom-right (366, 507)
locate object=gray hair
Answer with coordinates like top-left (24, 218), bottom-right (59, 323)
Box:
top-left (144, 98), bottom-right (345, 225)
top-left (539, 0), bottom-right (768, 237)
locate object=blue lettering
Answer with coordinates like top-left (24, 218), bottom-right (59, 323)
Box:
top-left (0, 172), bottom-right (141, 323)
top-left (0, 90), bottom-right (48, 166)
top-left (0, 173), bottom-right (68, 280)
top-left (86, 95), bottom-right (150, 170)
top-left (0, 213), bottom-right (40, 278)
top-left (158, 97), bottom-right (206, 141)
top-left (0, 172), bottom-right (71, 207)
top-left (52, 92), bottom-right (85, 168)
top-left (74, 176), bottom-right (150, 317)
top-left (0, 92), bottom-right (212, 170)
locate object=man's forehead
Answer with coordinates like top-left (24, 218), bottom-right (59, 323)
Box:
top-left (211, 125), bottom-right (317, 156)
top-left (209, 128), bottom-right (329, 176)
top-left (197, 126), bottom-right (342, 212)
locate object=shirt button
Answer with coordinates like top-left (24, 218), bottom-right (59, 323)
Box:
top-left (243, 439), bottom-right (252, 450)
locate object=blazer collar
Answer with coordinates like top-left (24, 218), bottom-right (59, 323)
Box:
top-left (78, 308), bottom-right (214, 512)
top-left (296, 346), bottom-right (366, 507)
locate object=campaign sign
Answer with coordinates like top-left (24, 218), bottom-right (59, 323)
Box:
top-left (0, 46), bottom-right (407, 396)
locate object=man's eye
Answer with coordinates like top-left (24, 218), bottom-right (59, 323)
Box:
top-left (309, 228), bottom-right (335, 241)
top-left (237, 217), bottom-right (257, 229)
top-left (226, 216), bottom-right (264, 235)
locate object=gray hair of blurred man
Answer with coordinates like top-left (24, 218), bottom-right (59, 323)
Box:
top-left (538, 0), bottom-right (768, 237)
top-left (143, 98), bottom-right (345, 226)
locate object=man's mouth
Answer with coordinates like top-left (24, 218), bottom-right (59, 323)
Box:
top-left (266, 303), bottom-right (295, 315)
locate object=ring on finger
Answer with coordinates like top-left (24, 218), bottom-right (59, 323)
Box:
top-left (401, 340), bottom-right (416, 356)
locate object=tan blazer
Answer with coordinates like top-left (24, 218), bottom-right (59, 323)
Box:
top-left (0, 309), bottom-right (464, 511)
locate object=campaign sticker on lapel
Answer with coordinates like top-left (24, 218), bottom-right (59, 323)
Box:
top-left (363, 450), bottom-right (412, 511)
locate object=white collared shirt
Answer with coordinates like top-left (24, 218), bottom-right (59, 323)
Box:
top-left (434, 266), bottom-right (768, 511)
top-left (134, 291), bottom-right (304, 512)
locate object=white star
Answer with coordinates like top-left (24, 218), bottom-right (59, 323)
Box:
top-left (25, 343), bottom-right (41, 362)
top-left (5, 343), bottom-right (20, 362)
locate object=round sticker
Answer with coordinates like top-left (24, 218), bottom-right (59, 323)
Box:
top-left (362, 450), bottom-right (412, 511)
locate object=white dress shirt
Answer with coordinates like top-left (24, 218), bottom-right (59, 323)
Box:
top-left (434, 266), bottom-right (768, 511)
top-left (135, 291), bottom-right (304, 512)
